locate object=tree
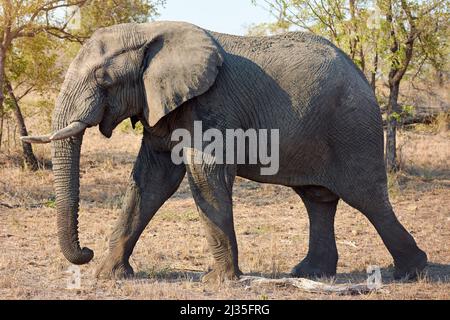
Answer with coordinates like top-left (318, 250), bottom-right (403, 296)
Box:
top-left (378, 0), bottom-right (448, 172)
top-left (0, 0), bottom-right (165, 169)
top-left (252, 0), bottom-right (449, 172)
top-left (1, 0), bottom-right (86, 169)
top-left (3, 31), bottom-right (63, 169)
top-left (76, 0), bottom-right (164, 36)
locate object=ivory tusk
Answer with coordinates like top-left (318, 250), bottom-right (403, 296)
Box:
top-left (20, 135), bottom-right (52, 144)
top-left (49, 121), bottom-right (87, 141)
top-left (20, 121), bottom-right (88, 144)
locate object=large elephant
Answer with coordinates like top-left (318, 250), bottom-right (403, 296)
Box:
top-left (22, 21), bottom-right (427, 282)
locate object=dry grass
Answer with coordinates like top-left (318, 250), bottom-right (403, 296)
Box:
top-left (0, 121), bottom-right (449, 300)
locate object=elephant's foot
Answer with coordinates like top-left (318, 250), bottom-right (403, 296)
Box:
top-left (202, 264), bottom-right (243, 284)
top-left (291, 256), bottom-right (337, 279)
top-left (95, 257), bottom-right (134, 280)
top-left (393, 249), bottom-right (427, 281)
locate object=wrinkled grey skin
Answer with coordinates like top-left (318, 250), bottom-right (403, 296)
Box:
top-left (27, 21), bottom-right (427, 283)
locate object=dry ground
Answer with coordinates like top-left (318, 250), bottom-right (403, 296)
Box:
top-left (0, 121), bottom-right (449, 300)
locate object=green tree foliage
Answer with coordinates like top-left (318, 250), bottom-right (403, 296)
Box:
top-left (0, 0), bottom-right (165, 169)
top-left (76, 0), bottom-right (164, 36)
top-left (378, 0), bottom-right (448, 172)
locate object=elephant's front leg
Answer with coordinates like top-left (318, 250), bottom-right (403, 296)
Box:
top-left (185, 149), bottom-right (242, 284)
top-left (96, 141), bottom-right (185, 279)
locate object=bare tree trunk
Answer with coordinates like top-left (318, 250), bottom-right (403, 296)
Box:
top-left (359, 44), bottom-right (365, 73)
top-left (348, 0), bottom-right (358, 60)
top-left (370, 50), bottom-right (378, 92)
top-left (0, 48), bottom-right (5, 151)
top-left (384, 0), bottom-right (417, 173)
top-left (5, 81), bottom-right (39, 170)
top-left (6, 117), bottom-right (10, 153)
top-left (385, 81), bottom-right (400, 172)
top-left (436, 70), bottom-right (444, 87)
top-left (0, 99), bottom-right (4, 151)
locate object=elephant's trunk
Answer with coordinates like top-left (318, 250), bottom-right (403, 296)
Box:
top-left (51, 96), bottom-right (93, 265)
top-left (52, 136), bottom-right (93, 264)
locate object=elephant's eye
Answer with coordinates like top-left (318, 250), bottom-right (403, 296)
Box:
top-left (94, 68), bottom-right (114, 88)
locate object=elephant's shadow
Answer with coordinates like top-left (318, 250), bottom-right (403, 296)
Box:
top-left (133, 262), bottom-right (450, 285)
top-left (335, 262), bottom-right (450, 285)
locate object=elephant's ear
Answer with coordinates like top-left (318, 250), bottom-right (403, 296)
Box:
top-left (141, 23), bottom-right (223, 127)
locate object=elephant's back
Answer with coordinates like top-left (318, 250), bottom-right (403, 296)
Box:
top-left (209, 30), bottom-right (336, 52)
top-left (209, 31), bottom-right (368, 90)
top-left (209, 31), bottom-right (340, 66)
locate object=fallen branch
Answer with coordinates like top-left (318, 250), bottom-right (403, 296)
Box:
top-left (381, 108), bottom-right (449, 127)
top-left (0, 202), bottom-right (15, 209)
top-left (239, 276), bottom-right (380, 295)
top-left (0, 202), bottom-right (48, 209)
top-left (337, 240), bottom-right (358, 248)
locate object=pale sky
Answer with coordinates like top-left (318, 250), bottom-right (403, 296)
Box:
top-left (158, 0), bottom-right (275, 35)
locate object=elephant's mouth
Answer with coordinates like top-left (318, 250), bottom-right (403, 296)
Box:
top-left (99, 112), bottom-right (132, 138)
top-left (99, 121), bottom-right (113, 138)
top-left (99, 114), bottom-right (117, 138)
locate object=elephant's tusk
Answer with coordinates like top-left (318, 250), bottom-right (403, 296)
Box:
top-left (20, 121), bottom-right (88, 144)
top-left (49, 121), bottom-right (88, 141)
top-left (20, 135), bottom-right (52, 144)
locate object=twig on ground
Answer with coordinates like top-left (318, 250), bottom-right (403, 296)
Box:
top-left (0, 202), bottom-right (47, 209)
top-left (239, 276), bottom-right (381, 295)
top-left (337, 240), bottom-right (358, 248)
top-left (0, 202), bottom-right (15, 209)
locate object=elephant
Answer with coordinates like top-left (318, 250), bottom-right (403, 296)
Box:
top-left (22, 21), bottom-right (427, 283)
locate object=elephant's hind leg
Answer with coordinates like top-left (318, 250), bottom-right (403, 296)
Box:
top-left (96, 140), bottom-right (186, 279)
top-left (331, 97), bottom-right (427, 279)
top-left (338, 184), bottom-right (427, 280)
top-left (185, 148), bottom-right (242, 284)
top-left (291, 186), bottom-right (339, 278)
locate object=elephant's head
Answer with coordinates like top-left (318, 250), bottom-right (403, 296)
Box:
top-left (21, 22), bottom-right (223, 265)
